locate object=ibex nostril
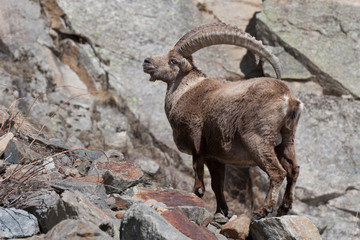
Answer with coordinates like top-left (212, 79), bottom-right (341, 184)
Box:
top-left (144, 58), bottom-right (152, 64)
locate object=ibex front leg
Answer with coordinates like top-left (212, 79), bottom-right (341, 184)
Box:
top-left (192, 153), bottom-right (205, 198)
top-left (206, 158), bottom-right (228, 217)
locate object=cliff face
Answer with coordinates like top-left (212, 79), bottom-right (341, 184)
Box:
top-left (0, 0), bottom-right (359, 239)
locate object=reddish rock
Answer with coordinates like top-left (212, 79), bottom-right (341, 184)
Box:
top-left (97, 161), bottom-right (144, 193)
top-left (161, 208), bottom-right (217, 240)
top-left (220, 214), bottom-right (251, 240)
top-left (133, 188), bottom-right (204, 208)
top-left (96, 161), bottom-right (143, 179)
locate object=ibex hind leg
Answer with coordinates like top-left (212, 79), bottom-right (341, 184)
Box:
top-left (192, 154), bottom-right (205, 198)
top-left (206, 158), bottom-right (228, 217)
top-left (275, 133), bottom-right (299, 217)
top-left (244, 135), bottom-right (287, 221)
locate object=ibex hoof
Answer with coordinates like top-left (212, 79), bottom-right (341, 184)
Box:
top-left (277, 203), bottom-right (292, 217)
top-left (195, 188), bottom-right (204, 198)
top-left (251, 213), bottom-right (264, 221)
top-left (266, 206), bottom-right (273, 213)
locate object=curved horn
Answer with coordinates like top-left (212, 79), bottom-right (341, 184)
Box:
top-left (176, 24), bottom-right (282, 79)
top-left (175, 23), bottom-right (227, 47)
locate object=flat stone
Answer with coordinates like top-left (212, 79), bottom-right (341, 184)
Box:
top-left (250, 215), bottom-right (321, 240)
top-left (0, 207), bottom-right (39, 239)
top-left (50, 179), bottom-right (108, 209)
top-left (220, 214), bottom-right (251, 240)
top-left (161, 208), bottom-right (217, 240)
top-left (133, 187), bottom-right (205, 208)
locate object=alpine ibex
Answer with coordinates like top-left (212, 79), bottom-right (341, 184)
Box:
top-left (143, 23), bottom-right (302, 220)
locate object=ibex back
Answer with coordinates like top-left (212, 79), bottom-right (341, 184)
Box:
top-left (143, 23), bottom-right (302, 220)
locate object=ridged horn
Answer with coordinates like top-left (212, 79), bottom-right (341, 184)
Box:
top-left (175, 23), bottom-right (227, 47)
top-left (176, 24), bottom-right (282, 79)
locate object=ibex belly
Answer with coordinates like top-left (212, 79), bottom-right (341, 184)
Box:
top-left (206, 144), bottom-right (258, 167)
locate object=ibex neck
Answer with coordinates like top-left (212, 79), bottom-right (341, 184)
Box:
top-left (165, 70), bottom-right (206, 116)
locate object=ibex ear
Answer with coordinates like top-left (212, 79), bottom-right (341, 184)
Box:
top-left (180, 58), bottom-right (192, 73)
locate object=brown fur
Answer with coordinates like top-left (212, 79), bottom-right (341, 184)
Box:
top-left (143, 45), bottom-right (302, 220)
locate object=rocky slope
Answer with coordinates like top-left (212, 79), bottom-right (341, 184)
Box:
top-left (0, 117), bottom-right (321, 239)
top-left (0, 0), bottom-right (359, 239)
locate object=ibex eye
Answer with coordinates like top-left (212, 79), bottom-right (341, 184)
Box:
top-left (169, 57), bottom-right (179, 65)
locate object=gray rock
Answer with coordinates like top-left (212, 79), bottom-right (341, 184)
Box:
top-left (44, 219), bottom-right (113, 240)
top-left (134, 157), bottom-right (160, 176)
top-left (19, 190), bottom-right (59, 233)
top-left (262, 46), bottom-right (313, 81)
top-left (213, 212), bottom-right (229, 225)
top-left (106, 149), bottom-right (125, 161)
top-left (256, 0), bottom-right (360, 97)
top-left (250, 215), bottom-right (321, 240)
top-left (4, 137), bottom-right (41, 164)
top-left (46, 190), bottom-right (118, 239)
top-left (50, 179), bottom-right (108, 209)
top-left (0, 207), bottom-right (39, 239)
top-left (177, 205), bottom-right (213, 226)
top-left (72, 150), bottom-right (104, 162)
top-left (120, 202), bottom-right (191, 240)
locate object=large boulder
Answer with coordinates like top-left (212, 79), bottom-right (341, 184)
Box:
top-left (256, 0), bottom-right (360, 97)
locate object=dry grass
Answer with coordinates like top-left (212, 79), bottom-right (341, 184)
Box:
top-left (0, 83), bottom-right (109, 208)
